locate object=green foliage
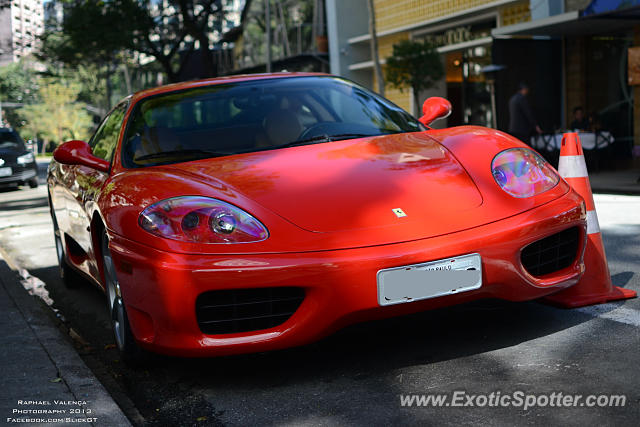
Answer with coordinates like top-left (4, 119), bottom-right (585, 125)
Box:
top-left (72, 64), bottom-right (108, 106)
top-left (385, 39), bottom-right (444, 113)
top-left (43, 0), bottom-right (143, 66)
top-left (91, 103), bottom-right (127, 160)
top-left (0, 58), bottom-right (100, 143)
top-left (0, 60), bottom-right (40, 104)
top-left (41, 61), bottom-right (110, 111)
top-left (20, 81), bottom-right (93, 145)
top-left (43, 0), bottom-right (233, 82)
top-left (0, 59), bottom-right (42, 131)
top-left (240, 0), bottom-right (315, 66)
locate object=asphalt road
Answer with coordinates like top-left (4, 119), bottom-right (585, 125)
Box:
top-left (0, 160), bottom-right (638, 426)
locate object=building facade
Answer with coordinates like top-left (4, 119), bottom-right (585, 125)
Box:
top-left (327, 0), bottom-right (640, 168)
top-left (0, 0), bottom-right (45, 66)
top-left (328, 0), bottom-right (531, 117)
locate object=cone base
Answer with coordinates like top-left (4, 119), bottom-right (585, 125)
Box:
top-left (543, 286), bottom-right (637, 309)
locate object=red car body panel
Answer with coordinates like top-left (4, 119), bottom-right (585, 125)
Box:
top-left (107, 190), bottom-right (585, 357)
top-left (99, 129), bottom-right (573, 255)
top-left (47, 74), bottom-right (588, 357)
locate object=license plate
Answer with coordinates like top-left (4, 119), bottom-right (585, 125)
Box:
top-left (0, 167), bottom-right (12, 177)
top-left (377, 253), bottom-right (482, 306)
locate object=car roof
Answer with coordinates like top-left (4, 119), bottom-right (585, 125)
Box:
top-left (128, 72), bottom-right (329, 105)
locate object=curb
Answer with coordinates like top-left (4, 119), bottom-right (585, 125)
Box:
top-left (0, 253), bottom-right (131, 427)
top-left (592, 187), bottom-right (640, 196)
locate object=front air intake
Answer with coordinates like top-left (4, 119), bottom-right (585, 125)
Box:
top-left (196, 287), bottom-right (305, 335)
top-left (521, 227), bottom-right (581, 277)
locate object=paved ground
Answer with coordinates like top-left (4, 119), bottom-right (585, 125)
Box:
top-left (0, 163), bottom-right (130, 427)
top-left (0, 253), bottom-right (132, 427)
top-left (0, 160), bottom-right (638, 426)
top-left (589, 168), bottom-right (640, 195)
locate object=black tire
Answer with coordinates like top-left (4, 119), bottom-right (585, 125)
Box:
top-left (101, 232), bottom-right (146, 363)
top-left (53, 225), bottom-right (83, 289)
top-left (28, 178), bottom-right (38, 189)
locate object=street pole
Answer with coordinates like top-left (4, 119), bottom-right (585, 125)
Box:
top-left (489, 79), bottom-right (497, 129)
top-left (367, 0), bottom-right (384, 96)
top-left (265, 0), bottom-right (272, 73)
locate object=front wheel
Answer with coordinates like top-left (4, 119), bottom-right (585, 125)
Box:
top-left (28, 178), bottom-right (38, 189)
top-left (101, 232), bottom-right (145, 363)
top-left (53, 227), bottom-right (82, 288)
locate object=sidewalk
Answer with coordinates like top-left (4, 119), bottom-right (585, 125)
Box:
top-left (0, 252), bottom-right (131, 426)
top-left (589, 168), bottom-right (640, 195)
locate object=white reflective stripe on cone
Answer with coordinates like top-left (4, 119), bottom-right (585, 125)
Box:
top-left (587, 210), bottom-right (600, 235)
top-left (557, 155), bottom-right (589, 178)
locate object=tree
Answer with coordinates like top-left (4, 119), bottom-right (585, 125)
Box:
top-left (0, 59), bottom-right (41, 129)
top-left (238, 0), bottom-right (315, 69)
top-left (43, 0), bottom-right (234, 83)
top-left (20, 81), bottom-right (92, 147)
top-left (366, 0), bottom-right (384, 96)
top-left (385, 39), bottom-right (444, 116)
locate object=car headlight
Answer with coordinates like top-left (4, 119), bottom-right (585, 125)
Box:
top-left (139, 196), bottom-right (269, 244)
top-left (491, 148), bottom-right (559, 198)
top-left (17, 152), bottom-right (35, 165)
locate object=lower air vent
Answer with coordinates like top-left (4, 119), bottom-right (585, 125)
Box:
top-left (521, 227), bottom-right (581, 277)
top-left (196, 287), bottom-right (305, 335)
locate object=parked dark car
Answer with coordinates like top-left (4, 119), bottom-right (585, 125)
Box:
top-left (0, 128), bottom-right (38, 189)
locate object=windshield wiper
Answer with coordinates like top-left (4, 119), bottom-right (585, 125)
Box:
top-left (134, 149), bottom-right (229, 162)
top-left (275, 133), bottom-right (374, 149)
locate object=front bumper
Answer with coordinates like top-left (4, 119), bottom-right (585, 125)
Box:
top-left (0, 164), bottom-right (37, 186)
top-left (108, 190), bottom-right (586, 357)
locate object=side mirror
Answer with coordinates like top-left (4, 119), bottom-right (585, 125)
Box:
top-left (53, 140), bottom-right (110, 173)
top-left (419, 97), bottom-right (452, 127)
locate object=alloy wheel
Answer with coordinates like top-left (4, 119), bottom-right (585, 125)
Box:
top-left (102, 234), bottom-right (126, 350)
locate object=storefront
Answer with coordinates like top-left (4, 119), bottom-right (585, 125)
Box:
top-left (493, 1), bottom-right (640, 169)
top-left (414, 20), bottom-right (495, 127)
top-left (330, 0), bottom-right (533, 119)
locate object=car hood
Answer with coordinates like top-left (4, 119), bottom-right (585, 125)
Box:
top-left (163, 132), bottom-right (485, 235)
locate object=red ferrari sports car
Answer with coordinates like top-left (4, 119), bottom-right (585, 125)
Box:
top-left (48, 73), bottom-right (587, 360)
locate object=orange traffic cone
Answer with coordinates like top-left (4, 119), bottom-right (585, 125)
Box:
top-left (544, 133), bottom-right (636, 308)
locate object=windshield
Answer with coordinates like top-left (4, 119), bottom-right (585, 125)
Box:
top-left (0, 130), bottom-right (26, 151)
top-left (122, 76), bottom-right (424, 167)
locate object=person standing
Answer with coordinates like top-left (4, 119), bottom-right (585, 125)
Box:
top-left (570, 106), bottom-right (590, 131)
top-left (508, 82), bottom-right (542, 144)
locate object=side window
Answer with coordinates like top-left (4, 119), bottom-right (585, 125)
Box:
top-left (90, 102), bottom-right (128, 162)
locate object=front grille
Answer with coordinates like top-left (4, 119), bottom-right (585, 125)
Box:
top-left (196, 287), bottom-right (305, 335)
top-left (521, 227), bottom-right (580, 277)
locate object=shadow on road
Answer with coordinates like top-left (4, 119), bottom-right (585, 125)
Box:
top-left (30, 253), bottom-right (617, 425)
top-left (0, 186), bottom-right (20, 194)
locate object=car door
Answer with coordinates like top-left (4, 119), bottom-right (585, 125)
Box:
top-left (66, 102), bottom-right (128, 261)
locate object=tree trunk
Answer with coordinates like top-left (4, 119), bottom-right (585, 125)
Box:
top-left (367, 0), bottom-right (384, 96)
top-left (159, 56), bottom-right (179, 83)
top-left (122, 63), bottom-right (132, 94)
top-left (198, 36), bottom-right (216, 78)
